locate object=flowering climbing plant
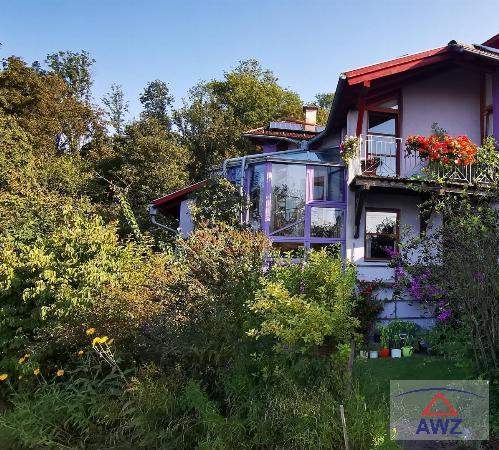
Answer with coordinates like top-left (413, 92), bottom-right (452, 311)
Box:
top-left (405, 123), bottom-right (478, 166)
top-left (339, 135), bottom-right (360, 164)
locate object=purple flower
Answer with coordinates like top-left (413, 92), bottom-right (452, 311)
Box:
top-left (437, 308), bottom-right (452, 321)
top-left (384, 246), bottom-right (399, 259)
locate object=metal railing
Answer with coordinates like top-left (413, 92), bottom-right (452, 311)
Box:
top-left (348, 134), bottom-right (497, 185)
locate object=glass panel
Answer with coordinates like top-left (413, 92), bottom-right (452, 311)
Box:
top-left (368, 111), bottom-right (396, 135)
top-left (376, 98), bottom-right (398, 110)
top-left (310, 207), bottom-right (343, 238)
top-left (365, 234), bottom-right (396, 259)
top-left (274, 148), bottom-right (341, 163)
top-left (366, 210), bottom-right (397, 234)
top-left (247, 163), bottom-right (265, 231)
top-left (310, 243), bottom-right (342, 257)
top-left (312, 166), bottom-right (344, 201)
top-left (226, 165), bottom-right (242, 184)
top-left (273, 242), bottom-right (305, 258)
top-left (270, 164), bottom-right (306, 237)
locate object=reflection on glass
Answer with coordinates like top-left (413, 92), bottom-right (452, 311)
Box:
top-left (368, 111), bottom-right (396, 135)
top-left (365, 211), bottom-right (397, 234)
top-left (270, 164), bottom-right (306, 237)
top-left (310, 243), bottom-right (342, 257)
top-left (273, 242), bottom-right (305, 258)
top-left (365, 234), bottom-right (396, 259)
top-left (310, 207), bottom-right (343, 238)
top-left (247, 163), bottom-right (265, 230)
top-left (312, 166), bottom-right (344, 201)
top-left (226, 165), bottom-right (242, 184)
top-left (365, 210), bottom-right (398, 259)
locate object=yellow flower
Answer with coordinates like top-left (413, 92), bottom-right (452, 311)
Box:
top-left (33, 368), bottom-right (40, 376)
top-left (23, 354), bottom-right (30, 359)
top-left (77, 350), bottom-right (84, 356)
top-left (92, 336), bottom-right (108, 346)
top-left (0, 374), bottom-right (8, 382)
top-left (18, 357), bottom-right (26, 364)
top-left (56, 369), bottom-right (64, 377)
top-left (107, 339), bottom-right (114, 345)
top-left (86, 327), bottom-right (96, 335)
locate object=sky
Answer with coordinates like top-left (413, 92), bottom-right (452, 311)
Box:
top-left (2, 0), bottom-right (499, 120)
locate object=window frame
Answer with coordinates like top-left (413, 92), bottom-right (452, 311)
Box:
top-left (365, 93), bottom-right (402, 176)
top-left (364, 207), bottom-right (400, 261)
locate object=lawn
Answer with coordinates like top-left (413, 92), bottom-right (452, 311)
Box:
top-left (352, 355), bottom-right (475, 450)
top-left (354, 354), bottom-right (474, 405)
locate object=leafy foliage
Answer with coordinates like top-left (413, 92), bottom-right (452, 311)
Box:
top-left (175, 59), bottom-right (303, 179)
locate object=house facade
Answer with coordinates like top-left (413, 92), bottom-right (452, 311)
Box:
top-left (151, 35), bottom-right (499, 328)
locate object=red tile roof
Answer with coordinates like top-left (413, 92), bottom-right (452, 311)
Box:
top-left (152, 180), bottom-right (208, 210)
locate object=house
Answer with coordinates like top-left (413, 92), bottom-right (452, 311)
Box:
top-left (151, 35), bottom-right (499, 328)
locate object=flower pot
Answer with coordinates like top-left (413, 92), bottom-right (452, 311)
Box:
top-left (369, 350), bottom-right (378, 359)
top-left (379, 348), bottom-right (390, 358)
top-left (402, 346), bottom-right (413, 357)
top-left (361, 158), bottom-right (381, 176)
top-left (359, 350), bottom-right (369, 359)
top-left (391, 348), bottom-right (402, 358)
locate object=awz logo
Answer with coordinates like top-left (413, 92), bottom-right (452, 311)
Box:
top-left (416, 392), bottom-right (462, 436)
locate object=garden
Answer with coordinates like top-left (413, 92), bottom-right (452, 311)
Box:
top-left (0, 50), bottom-right (497, 449)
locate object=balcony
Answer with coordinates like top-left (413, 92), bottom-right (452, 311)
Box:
top-left (348, 134), bottom-right (498, 186)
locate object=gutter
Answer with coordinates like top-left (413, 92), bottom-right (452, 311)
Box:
top-left (148, 204), bottom-right (178, 235)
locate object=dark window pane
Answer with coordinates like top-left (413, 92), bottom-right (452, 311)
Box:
top-left (366, 234), bottom-right (396, 259)
top-left (310, 243), bottom-right (342, 257)
top-left (270, 164), bottom-right (306, 237)
top-left (273, 242), bottom-right (305, 258)
top-left (366, 211), bottom-right (397, 234)
top-left (312, 166), bottom-right (344, 201)
top-left (368, 111), bottom-right (396, 135)
top-left (247, 163), bottom-right (265, 231)
top-left (311, 207), bottom-right (343, 238)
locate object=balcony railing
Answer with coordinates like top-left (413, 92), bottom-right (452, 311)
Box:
top-left (348, 134), bottom-right (498, 186)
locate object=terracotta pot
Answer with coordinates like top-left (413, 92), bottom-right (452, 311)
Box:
top-left (379, 348), bottom-right (390, 358)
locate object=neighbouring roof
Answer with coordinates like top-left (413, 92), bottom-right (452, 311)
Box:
top-left (310, 35), bottom-right (499, 148)
top-left (152, 180), bottom-right (208, 212)
top-left (243, 120), bottom-right (325, 142)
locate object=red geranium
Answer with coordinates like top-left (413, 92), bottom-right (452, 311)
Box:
top-left (406, 133), bottom-right (477, 166)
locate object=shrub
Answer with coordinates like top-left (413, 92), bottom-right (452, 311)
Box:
top-left (248, 249), bottom-right (358, 353)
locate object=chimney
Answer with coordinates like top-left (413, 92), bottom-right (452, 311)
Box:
top-left (303, 105), bottom-right (318, 131)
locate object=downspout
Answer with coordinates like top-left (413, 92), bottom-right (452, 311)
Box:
top-left (148, 204), bottom-right (179, 235)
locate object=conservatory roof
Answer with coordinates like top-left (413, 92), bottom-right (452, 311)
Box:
top-left (243, 120), bottom-right (324, 142)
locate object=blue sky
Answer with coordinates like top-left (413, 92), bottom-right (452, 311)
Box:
top-left (2, 0), bottom-right (498, 119)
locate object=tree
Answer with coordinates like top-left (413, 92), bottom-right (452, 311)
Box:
top-left (102, 84), bottom-right (129, 134)
top-left (0, 56), bottom-right (105, 155)
top-left (314, 92), bottom-right (334, 125)
top-left (175, 59), bottom-right (303, 180)
top-left (139, 80), bottom-right (173, 129)
top-left (45, 50), bottom-right (95, 102)
top-left (98, 117), bottom-right (189, 224)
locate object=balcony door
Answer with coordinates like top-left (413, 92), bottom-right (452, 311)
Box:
top-left (366, 96), bottom-right (400, 177)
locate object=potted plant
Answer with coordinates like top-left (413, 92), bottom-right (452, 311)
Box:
top-left (401, 333), bottom-right (414, 357)
top-left (359, 347), bottom-right (369, 359)
top-left (379, 326), bottom-right (390, 358)
top-left (340, 135), bottom-right (360, 164)
top-left (361, 156), bottom-right (381, 176)
top-left (390, 333), bottom-right (402, 358)
top-left (368, 342), bottom-right (378, 359)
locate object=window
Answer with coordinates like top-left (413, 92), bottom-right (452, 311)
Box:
top-left (365, 209), bottom-right (399, 260)
top-left (366, 96), bottom-right (400, 177)
top-left (312, 166), bottom-right (344, 201)
top-left (310, 207), bottom-right (344, 238)
top-left (247, 163), bottom-right (265, 231)
top-left (484, 107), bottom-right (494, 138)
top-left (269, 164), bottom-right (306, 237)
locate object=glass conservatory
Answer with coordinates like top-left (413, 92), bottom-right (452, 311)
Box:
top-left (224, 148), bottom-right (347, 255)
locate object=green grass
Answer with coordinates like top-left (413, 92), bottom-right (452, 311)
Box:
top-left (354, 354), bottom-right (474, 405)
top-left (352, 355), bottom-right (474, 450)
